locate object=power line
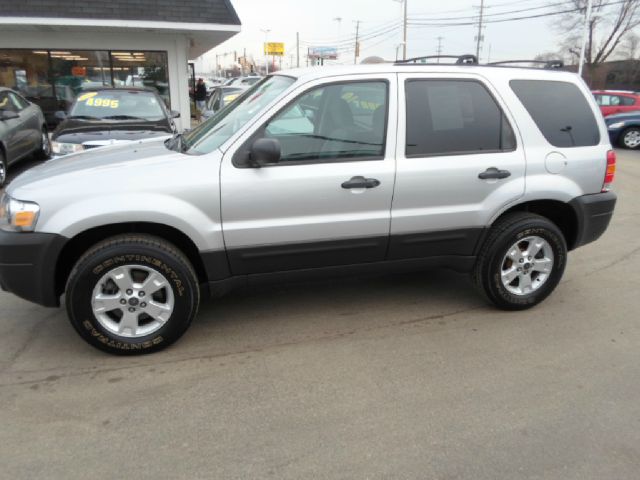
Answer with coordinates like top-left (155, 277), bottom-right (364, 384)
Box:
top-left (408, 0), bottom-right (627, 27)
top-left (411, 0), bottom-right (549, 16)
top-left (300, 19), bottom-right (400, 46)
top-left (411, 0), bottom-right (577, 20)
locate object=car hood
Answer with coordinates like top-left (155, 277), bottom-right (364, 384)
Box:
top-left (604, 112), bottom-right (640, 123)
top-left (52, 118), bottom-right (172, 144)
top-left (8, 138), bottom-right (187, 196)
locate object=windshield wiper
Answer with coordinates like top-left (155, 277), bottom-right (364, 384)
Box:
top-left (103, 115), bottom-right (149, 121)
top-left (68, 115), bottom-right (100, 120)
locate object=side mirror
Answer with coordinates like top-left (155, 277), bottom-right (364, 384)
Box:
top-left (250, 138), bottom-right (281, 166)
top-left (54, 110), bottom-right (67, 121)
top-left (0, 110), bottom-right (19, 121)
top-left (170, 110), bottom-right (181, 119)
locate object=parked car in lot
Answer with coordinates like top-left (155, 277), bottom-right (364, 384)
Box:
top-left (224, 76), bottom-right (262, 87)
top-left (0, 58), bottom-right (617, 354)
top-left (593, 90), bottom-right (640, 117)
top-left (605, 111), bottom-right (640, 149)
top-left (201, 85), bottom-right (248, 119)
top-left (51, 87), bottom-right (179, 156)
top-left (0, 87), bottom-right (50, 187)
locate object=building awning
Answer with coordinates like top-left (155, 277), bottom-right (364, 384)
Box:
top-left (0, 18), bottom-right (241, 58)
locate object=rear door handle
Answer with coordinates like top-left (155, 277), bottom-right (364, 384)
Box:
top-left (478, 167), bottom-right (511, 180)
top-left (341, 176), bottom-right (381, 189)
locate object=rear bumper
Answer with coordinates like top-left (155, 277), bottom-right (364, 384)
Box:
top-left (0, 230), bottom-right (67, 307)
top-left (569, 191), bottom-right (617, 250)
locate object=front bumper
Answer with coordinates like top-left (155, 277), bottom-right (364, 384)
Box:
top-left (569, 191), bottom-right (617, 250)
top-left (0, 230), bottom-right (67, 307)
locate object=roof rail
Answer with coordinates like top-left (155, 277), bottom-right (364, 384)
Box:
top-left (395, 54), bottom-right (478, 65)
top-left (486, 59), bottom-right (564, 69)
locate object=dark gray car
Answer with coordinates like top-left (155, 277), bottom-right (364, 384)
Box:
top-left (0, 87), bottom-right (50, 187)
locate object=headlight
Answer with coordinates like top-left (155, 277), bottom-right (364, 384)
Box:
top-left (0, 193), bottom-right (40, 232)
top-left (608, 121), bottom-right (626, 130)
top-left (51, 141), bottom-right (84, 155)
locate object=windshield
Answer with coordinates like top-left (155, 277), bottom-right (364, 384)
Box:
top-left (69, 90), bottom-right (166, 121)
top-left (183, 75), bottom-right (295, 154)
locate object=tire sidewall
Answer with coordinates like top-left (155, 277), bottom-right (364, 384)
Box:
top-left (0, 150), bottom-right (6, 187)
top-left (67, 244), bottom-right (198, 354)
top-left (621, 127), bottom-right (640, 149)
top-left (40, 128), bottom-right (51, 158)
top-left (484, 221), bottom-right (567, 309)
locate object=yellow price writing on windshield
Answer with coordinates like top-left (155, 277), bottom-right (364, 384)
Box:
top-left (86, 97), bottom-right (119, 108)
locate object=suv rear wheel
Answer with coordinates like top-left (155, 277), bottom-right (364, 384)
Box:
top-left (472, 213), bottom-right (567, 310)
top-left (66, 234), bottom-right (200, 354)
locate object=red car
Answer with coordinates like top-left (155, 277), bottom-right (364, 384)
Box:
top-left (592, 90), bottom-right (640, 117)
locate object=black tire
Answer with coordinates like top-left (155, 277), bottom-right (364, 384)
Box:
top-left (34, 127), bottom-right (51, 160)
top-left (0, 149), bottom-right (6, 188)
top-left (472, 212), bottom-right (567, 310)
top-left (66, 234), bottom-right (200, 355)
top-left (619, 127), bottom-right (640, 150)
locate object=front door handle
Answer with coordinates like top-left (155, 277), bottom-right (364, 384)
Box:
top-left (478, 167), bottom-right (511, 180)
top-left (341, 176), bottom-right (381, 189)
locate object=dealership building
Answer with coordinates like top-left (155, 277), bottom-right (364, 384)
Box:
top-left (0, 0), bottom-right (241, 130)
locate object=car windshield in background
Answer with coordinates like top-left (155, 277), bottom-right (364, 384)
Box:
top-left (183, 75), bottom-right (295, 154)
top-left (69, 90), bottom-right (165, 121)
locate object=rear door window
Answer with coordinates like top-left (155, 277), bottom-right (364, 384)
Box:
top-left (405, 79), bottom-right (516, 157)
top-left (510, 80), bottom-right (600, 147)
top-left (620, 95), bottom-right (636, 106)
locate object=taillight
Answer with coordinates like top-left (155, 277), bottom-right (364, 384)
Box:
top-left (603, 150), bottom-right (616, 192)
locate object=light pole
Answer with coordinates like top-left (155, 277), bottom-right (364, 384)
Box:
top-left (333, 17), bottom-right (342, 37)
top-left (395, 42), bottom-right (405, 61)
top-left (261, 28), bottom-right (271, 75)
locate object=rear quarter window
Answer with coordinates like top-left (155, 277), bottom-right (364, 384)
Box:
top-left (510, 80), bottom-right (600, 147)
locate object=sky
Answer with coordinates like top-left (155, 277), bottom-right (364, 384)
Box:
top-left (195, 0), bottom-right (581, 73)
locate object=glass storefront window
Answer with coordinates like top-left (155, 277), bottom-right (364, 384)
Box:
top-left (49, 50), bottom-right (112, 109)
top-left (0, 49), bottom-right (51, 97)
top-left (110, 51), bottom-right (170, 107)
top-left (0, 49), bottom-right (171, 126)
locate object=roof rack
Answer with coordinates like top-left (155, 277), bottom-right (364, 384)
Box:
top-left (486, 59), bottom-right (564, 69)
top-left (395, 54), bottom-right (478, 65)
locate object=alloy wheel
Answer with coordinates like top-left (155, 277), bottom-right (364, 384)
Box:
top-left (91, 265), bottom-right (175, 338)
top-left (500, 236), bottom-right (555, 296)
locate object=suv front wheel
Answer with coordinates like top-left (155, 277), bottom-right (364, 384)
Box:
top-left (472, 213), bottom-right (567, 310)
top-left (66, 234), bottom-right (200, 354)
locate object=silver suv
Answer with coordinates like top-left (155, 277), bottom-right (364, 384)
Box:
top-left (0, 57), bottom-right (617, 354)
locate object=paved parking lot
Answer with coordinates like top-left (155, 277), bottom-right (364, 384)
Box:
top-left (1, 150), bottom-right (639, 479)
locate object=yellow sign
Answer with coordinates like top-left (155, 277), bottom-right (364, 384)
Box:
top-left (264, 42), bottom-right (285, 56)
top-left (77, 92), bottom-right (119, 109)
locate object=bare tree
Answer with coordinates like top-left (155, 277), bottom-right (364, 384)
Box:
top-left (553, 0), bottom-right (640, 82)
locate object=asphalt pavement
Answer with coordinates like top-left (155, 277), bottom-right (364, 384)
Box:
top-left (1, 150), bottom-right (639, 479)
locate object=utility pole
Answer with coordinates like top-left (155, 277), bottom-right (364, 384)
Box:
top-left (296, 32), bottom-right (300, 68)
top-left (578, 0), bottom-right (594, 77)
top-left (354, 20), bottom-right (361, 65)
top-left (475, 0), bottom-right (485, 61)
top-left (402, 0), bottom-right (408, 60)
top-left (436, 36), bottom-right (444, 60)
